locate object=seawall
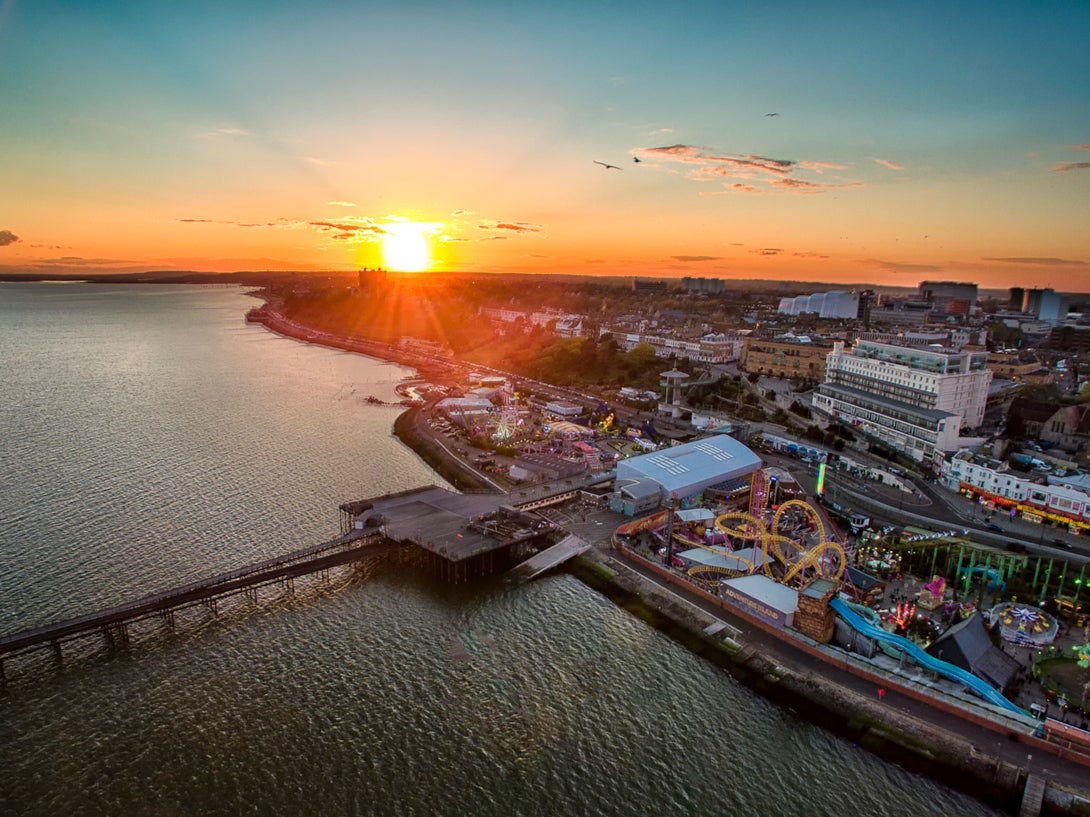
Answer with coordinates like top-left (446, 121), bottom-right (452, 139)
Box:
top-left (391, 408), bottom-right (499, 494)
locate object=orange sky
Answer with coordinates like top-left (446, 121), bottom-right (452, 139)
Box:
top-left (1, 2), bottom-right (1088, 290)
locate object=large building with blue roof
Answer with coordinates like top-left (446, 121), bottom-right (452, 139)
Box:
top-left (612, 434), bottom-right (762, 512)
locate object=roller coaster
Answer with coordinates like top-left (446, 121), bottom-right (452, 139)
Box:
top-left (674, 495), bottom-right (846, 591)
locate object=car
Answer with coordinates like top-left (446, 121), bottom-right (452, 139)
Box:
top-left (1052, 537), bottom-right (1074, 550)
top-left (985, 522), bottom-right (1004, 532)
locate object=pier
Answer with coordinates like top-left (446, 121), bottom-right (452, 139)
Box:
top-left (3, 484), bottom-right (584, 677)
top-left (0, 528), bottom-right (389, 674)
top-left (341, 485), bottom-right (561, 583)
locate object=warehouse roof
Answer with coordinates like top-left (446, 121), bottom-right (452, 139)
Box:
top-left (615, 434), bottom-right (761, 494)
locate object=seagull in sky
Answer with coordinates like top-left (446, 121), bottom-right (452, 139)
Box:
top-left (633, 156), bottom-right (641, 163)
top-left (765, 112), bottom-right (780, 117)
top-left (594, 160), bottom-right (622, 170)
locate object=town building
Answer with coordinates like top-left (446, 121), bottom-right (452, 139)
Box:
top-left (483, 306), bottom-right (585, 336)
top-left (856, 327), bottom-right (987, 351)
top-left (632, 278), bottom-right (669, 294)
top-left (681, 276), bottom-right (726, 294)
top-left (1021, 288), bottom-right (1067, 325)
top-left (867, 300), bottom-right (934, 326)
top-left (812, 340), bottom-right (992, 465)
top-left (776, 291), bottom-right (860, 319)
top-left (609, 330), bottom-right (743, 364)
top-left (740, 334), bottom-right (835, 381)
top-left (612, 434), bottom-right (762, 510)
top-left (985, 351), bottom-right (1054, 385)
top-left (918, 281), bottom-right (978, 316)
top-left (942, 449), bottom-right (1090, 533)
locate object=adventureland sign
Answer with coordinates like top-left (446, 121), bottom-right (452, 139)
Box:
top-left (720, 583), bottom-right (790, 629)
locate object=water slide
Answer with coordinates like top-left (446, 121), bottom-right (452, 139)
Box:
top-left (828, 597), bottom-right (1027, 716)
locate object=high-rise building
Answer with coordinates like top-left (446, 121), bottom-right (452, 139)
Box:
top-left (918, 281), bottom-right (978, 315)
top-left (1021, 288), bottom-right (1066, 325)
top-left (812, 340), bottom-right (992, 465)
top-left (681, 277), bottom-right (726, 294)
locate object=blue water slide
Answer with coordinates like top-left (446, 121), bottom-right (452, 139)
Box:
top-left (828, 597), bottom-right (1027, 716)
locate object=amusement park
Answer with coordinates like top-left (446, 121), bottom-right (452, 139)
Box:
top-left (612, 460), bottom-right (1090, 737)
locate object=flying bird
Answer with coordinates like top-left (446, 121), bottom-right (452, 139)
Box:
top-left (765, 112), bottom-right (780, 117)
top-left (594, 161), bottom-right (622, 170)
top-left (633, 156), bottom-right (641, 163)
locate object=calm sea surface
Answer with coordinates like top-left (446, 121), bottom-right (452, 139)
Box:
top-left (0, 283), bottom-right (1000, 816)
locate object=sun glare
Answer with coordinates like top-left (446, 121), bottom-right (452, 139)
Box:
top-left (380, 221), bottom-right (433, 272)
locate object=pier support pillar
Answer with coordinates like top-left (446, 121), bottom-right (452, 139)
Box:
top-left (103, 622), bottom-right (129, 647)
top-left (205, 598), bottom-right (219, 617)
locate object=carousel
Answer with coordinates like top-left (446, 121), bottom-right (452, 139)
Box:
top-left (989, 602), bottom-right (1059, 647)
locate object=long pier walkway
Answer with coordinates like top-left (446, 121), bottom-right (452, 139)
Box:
top-left (0, 528), bottom-right (388, 674)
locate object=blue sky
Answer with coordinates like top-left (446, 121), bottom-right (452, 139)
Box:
top-left (1, 0), bottom-right (1087, 287)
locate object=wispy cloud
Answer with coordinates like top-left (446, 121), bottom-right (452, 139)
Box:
top-left (31, 255), bottom-right (148, 269)
top-left (671, 255), bottom-right (721, 262)
top-left (750, 248), bottom-right (782, 256)
top-left (0, 229), bottom-right (19, 246)
top-left (477, 220), bottom-right (541, 233)
top-left (201, 127), bottom-right (252, 138)
top-left (1052, 161), bottom-right (1090, 172)
top-left (637, 144), bottom-right (862, 194)
top-left (868, 259), bottom-right (943, 274)
top-left (325, 201), bottom-right (356, 208)
top-left (178, 217), bottom-right (290, 229)
top-left (983, 256), bottom-right (1087, 266)
top-left (874, 158), bottom-right (905, 171)
top-left (799, 161), bottom-right (849, 173)
top-left (770, 178), bottom-right (865, 192)
top-left (1051, 144), bottom-right (1090, 172)
top-left (309, 218), bottom-right (388, 239)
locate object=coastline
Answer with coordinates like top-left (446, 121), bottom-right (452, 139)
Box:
top-left (251, 304), bottom-right (1090, 816)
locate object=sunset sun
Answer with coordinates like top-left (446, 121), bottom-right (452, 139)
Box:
top-left (380, 221), bottom-right (433, 272)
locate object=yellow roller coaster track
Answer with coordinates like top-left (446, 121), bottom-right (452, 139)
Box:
top-left (711, 502), bottom-right (846, 587)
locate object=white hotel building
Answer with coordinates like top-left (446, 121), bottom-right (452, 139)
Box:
top-left (609, 331), bottom-right (743, 365)
top-left (812, 340), bottom-right (991, 464)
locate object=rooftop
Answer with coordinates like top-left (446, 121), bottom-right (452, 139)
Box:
top-left (616, 434), bottom-right (761, 493)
